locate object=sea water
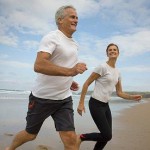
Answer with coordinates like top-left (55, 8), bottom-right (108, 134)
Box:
top-left (0, 89), bottom-right (144, 127)
top-left (0, 90), bottom-right (144, 117)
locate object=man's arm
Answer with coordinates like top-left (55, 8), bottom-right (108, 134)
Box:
top-left (34, 51), bottom-right (87, 76)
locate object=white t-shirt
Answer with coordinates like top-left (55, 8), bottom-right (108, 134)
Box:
top-left (32, 30), bottom-right (78, 100)
top-left (91, 63), bottom-right (121, 103)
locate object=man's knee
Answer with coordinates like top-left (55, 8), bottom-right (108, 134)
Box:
top-left (66, 132), bottom-right (76, 145)
top-left (60, 131), bottom-right (77, 148)
top-left (24, 130), bottom-right (37, 141)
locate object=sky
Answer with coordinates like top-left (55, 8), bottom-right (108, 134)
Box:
top-left (0, 0), bottom-right (150, 92)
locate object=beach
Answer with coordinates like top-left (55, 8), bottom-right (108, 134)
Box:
top-left (105, 98), bottom-right (150, 150)
top-left (0, 91), bottom-right (150, 150)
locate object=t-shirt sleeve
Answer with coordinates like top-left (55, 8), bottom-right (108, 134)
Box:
top-left (93, 64), bottom-right (106, 76)
top-left (38, 34), bottom-right (56, 54)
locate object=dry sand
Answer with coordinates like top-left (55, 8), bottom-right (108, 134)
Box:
top-left (0, 99), bottom-right (150, 150)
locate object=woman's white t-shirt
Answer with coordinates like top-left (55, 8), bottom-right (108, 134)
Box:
top-left (92, 63), bottom-right (121, 103)
top-left (32, 30), bottom-right (78, 100)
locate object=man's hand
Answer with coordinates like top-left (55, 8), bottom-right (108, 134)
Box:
top-left (71, 63), bottom-right (87, 76)
top-left (70, 81), bottom-right (79, 91)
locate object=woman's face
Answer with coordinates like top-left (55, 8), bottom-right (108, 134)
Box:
top-left (107, 45), bottom-right (119, 59)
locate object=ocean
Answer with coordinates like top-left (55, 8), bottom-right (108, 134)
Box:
top-left (0, 89), bottom-right (144, 126)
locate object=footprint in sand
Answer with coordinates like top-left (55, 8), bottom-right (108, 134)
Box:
top-left (4, 133), bottom-right (14, 136)
top-left (36, 145), bottom-right (52, 150)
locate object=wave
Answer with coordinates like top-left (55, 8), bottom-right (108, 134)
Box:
top-left (0, 89), bottom-right (31, 94)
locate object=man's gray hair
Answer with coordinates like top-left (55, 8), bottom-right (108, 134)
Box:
top-left (55, 5), bottom-right (76, 26)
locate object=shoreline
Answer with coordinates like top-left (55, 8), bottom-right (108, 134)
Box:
top-left (0, 98), bottom-right (150, 150)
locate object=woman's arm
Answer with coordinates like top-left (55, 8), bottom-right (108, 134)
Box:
top-left (116, 80), bottom-right (142, 101)
top-left (77, 72), bottom-right (100, 116)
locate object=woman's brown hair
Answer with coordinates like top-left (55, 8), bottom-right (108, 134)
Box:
top-left (106, 43), bottom-right (119, 54)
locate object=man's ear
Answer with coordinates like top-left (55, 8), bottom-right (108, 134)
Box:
top-left (58, 18), bottom-right (63, 24)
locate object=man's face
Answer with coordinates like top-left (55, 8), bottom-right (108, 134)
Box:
top-left (59, 8), bottom-right (78, 34)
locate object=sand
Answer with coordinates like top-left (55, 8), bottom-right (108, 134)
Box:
top-left (0, 98), bottom-right (150, 150)
top-left (105, 98), bottom-right (150, 150)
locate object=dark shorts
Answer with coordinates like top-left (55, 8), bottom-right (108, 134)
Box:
top-left (25, 93), bottom-right (75, 134)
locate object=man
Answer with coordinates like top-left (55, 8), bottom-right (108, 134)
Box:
top-left (6, 5), bottom-right (87, 150)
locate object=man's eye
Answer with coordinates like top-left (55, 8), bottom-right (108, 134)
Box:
top-left (71, 16), bottom-right (78, 19)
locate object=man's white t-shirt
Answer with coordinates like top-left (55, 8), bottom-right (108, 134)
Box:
top-left (92, 63), bottom-right (121, 103)
top-left (32, 30), bottom-right (78, 100)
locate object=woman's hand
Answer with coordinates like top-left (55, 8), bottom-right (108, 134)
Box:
top-left (131, 95), bottom-right (142, 101)
top-left (77, 103), bottom-right (85, 116)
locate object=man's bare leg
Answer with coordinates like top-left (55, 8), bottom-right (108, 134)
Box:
top-left (59, 131), bottom-right (78, 150)
top-left (5, 130), bottom-right (37, 150)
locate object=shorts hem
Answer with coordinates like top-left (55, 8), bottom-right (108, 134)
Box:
top-left (25, 129), bottom-right (39, 135)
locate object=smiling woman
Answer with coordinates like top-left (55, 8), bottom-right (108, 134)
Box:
top-left (77, 43), bottom-right (142, 150)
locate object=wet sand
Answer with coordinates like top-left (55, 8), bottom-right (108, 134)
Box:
top-left (0, 99), bottom-right (150, 150)
top-left (105, 98), bottom-right (150, 150)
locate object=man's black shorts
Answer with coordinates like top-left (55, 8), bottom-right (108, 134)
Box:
top-left (25, 93), bottom-right (75, 134)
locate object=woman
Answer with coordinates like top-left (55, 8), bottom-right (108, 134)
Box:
top-left (77, 43), bottom-right (142, 150)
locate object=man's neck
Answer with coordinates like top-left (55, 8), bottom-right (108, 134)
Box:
top-left (58, 28), bottom-right (73, 38)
